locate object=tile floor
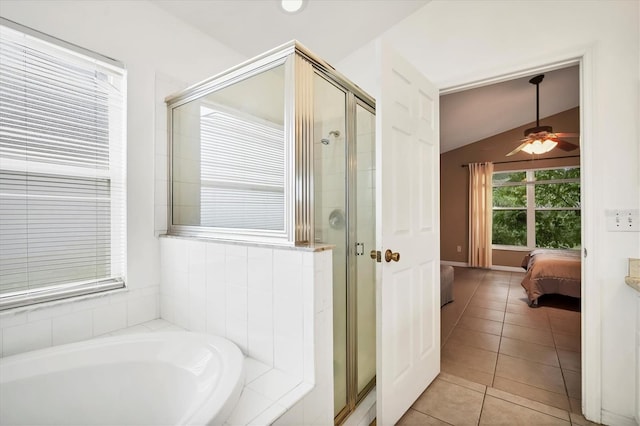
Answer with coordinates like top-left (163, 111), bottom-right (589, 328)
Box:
top-left (397, 267), bottom-right (598, 426)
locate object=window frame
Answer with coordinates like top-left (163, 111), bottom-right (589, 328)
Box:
top-left (0, 18), bottom-right (127, 310)
top-left (492, 166), bottom-right (580, 251)
top-left (166, 54), bottom-right (295, 245)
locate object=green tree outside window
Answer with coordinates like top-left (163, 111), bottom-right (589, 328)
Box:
top-left (492, 167), bottom-right (581, 249)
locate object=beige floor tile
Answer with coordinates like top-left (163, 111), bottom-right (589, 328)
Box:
top-left (475, 286), bottom-right (510, 297)
top-left (502, 323), bottom-right (555, 347)
top-left (499, 336), bottom-right (560, 367)
top-left (448, 327), bottom-right (500, 353)
top-left (480, 280), bottom-right (511, 289)
top-left (486, 387), bottom-right (570, 421)
top-left (438, 371), bottom-right (487, 394)
top-left (483, 271), bottom-right (512, 283)
top-left (441, 359), bottom-right (494, 387)
top-left (471, 293), bottom-right (509, 306)
top-left (397, 408), bottom-right (452, 425)
top-left (468, 297), bottom-right (506, 312)
top-left (437, 267), bottom-right (584, 425)
top-left (553, 332), bottom-right (581, 352)
top-left (451, 275), bottom-right (482, 298)
top-left (504, 311), bottom-right (551, 330)
top-left (462, 306), bottom-right (505, 322)
top-left (457, 316), bottom-right (503, 336)
top-left (441, 303), bottom-right (467, 345)
top-left (508, 284), bottom-right (528, 295)
top-left (549, 315), bottom-right (581, 336)
top-left (507, 294), bottom-right (531, 306)
top-left (510, 274), bottom-right (526, 285)
top-left (479, 396), bottom-right (570, 425)
top-left (495, 354), bottom-right (565, 395)
top-left (442, 340), bottom-right (498, 374)
top-left (546, 306), bottom-right (581, 321)
top-left (505, 302), bottom-right (548, 317)
top-left (562, 369), bottom-right (581, 399)
top-left (569, 397), bottom-right (582, 414)
top-left (412, 378), bottom-right (484, 426)
top-left (492, 377), bottom-right (570, 411)
top-left (569, 412), bottom-right (600, 426)
top-left (557, 349), bottom-right (580, 372)
top-left (441, 278), bottom-right (481, 344)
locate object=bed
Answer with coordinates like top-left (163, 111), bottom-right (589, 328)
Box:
top-left (520, 249), bottom-right (581, 307)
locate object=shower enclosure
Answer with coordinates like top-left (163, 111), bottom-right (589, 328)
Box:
top-left (166, 41), bottom-right (376, 424)
top-left (313, 75), bottom-right (376, 423)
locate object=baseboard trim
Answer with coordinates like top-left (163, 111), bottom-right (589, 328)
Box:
top-left (440, 261), bottom-right (524, 273)
top-left (601, 409), bottom-right (638, 426)
top-left (441, 261), bottom-right (469, 268)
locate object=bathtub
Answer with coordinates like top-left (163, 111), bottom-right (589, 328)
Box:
top-left (0, 331), bottom-right (245, 425)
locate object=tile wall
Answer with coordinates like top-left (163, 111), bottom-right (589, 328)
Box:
top-left (0, 286), bottom-right (159, 358)
top-left (159, 236), bottom-right (334, 424)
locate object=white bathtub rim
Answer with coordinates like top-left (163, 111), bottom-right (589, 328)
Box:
top-left (0, 331), bottom-right (245, 426)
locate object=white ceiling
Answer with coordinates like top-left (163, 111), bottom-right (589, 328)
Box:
top-left (440, 66), bottom-right (580, 153)
top-left (151, 0), bottom-right (430, 65)
top-left (151, 0), bottom-right (579, 153)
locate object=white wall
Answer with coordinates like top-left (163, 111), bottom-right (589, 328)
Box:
top-left (0, 0), bottom-right (245, 356)
top-left (339, 1), bottom-right (640, 423)
top-left (160, 237), bottom-right (335, 425)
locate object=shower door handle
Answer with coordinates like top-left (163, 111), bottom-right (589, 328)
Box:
top-left (384, 249), bottom-right (400, 262)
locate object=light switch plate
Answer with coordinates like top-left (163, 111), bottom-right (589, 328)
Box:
top-left (605, 209), bottom-right (640, 232)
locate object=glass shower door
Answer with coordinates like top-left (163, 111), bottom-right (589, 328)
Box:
top-left (355, 103), bottom-right (376, 398)
top-left (313, 72), bottom-right (377, 423)
top-left (312, 74), bottom-right (347, 418)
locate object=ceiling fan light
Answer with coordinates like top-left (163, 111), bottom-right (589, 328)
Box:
top-left (522, 139), bottom-right (558, 155)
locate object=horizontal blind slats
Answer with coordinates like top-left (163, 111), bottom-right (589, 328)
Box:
top-left (191, 107), bottom-right (284, 231)
top-left (0, 23), bottom-right (126, 306)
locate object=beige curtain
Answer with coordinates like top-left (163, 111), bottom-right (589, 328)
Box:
top-left (468, 162), bottom-right (494, 268)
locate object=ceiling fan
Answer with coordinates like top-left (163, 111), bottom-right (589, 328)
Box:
top-left (506, 74), bottom-right (580, 156)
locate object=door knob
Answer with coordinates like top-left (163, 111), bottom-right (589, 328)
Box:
top-left (385, 249), bottom-right (400, 262)
top-left (370, 250), bottom-right (381, 262)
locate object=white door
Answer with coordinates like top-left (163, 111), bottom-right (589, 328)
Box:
top-left (375, 42), bottom-right (440, 425)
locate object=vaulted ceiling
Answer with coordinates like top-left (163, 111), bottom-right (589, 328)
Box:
top-left (151, 0), bottom-right (580, 153)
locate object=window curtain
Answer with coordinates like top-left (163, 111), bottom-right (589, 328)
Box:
top-left (468, 162), bottom-right (494, 268)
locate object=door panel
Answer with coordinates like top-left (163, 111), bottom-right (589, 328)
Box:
top-left (356, 103), bottom-right (377, 396)
top-left (377, 41), bottom-right (440, 426)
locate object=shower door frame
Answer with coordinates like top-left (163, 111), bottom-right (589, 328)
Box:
top-left (349, 97), bottom-right (378, 414)
top-left (331, 85), bottom-right (377, 425)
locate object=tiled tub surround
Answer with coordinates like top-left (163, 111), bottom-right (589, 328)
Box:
top-left (159, 236), bottom-right (334, 425)
top-left (0, 285), bottom-right (159, 358)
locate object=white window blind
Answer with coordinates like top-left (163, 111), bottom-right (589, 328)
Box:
top-left (0, 20), bottom-right (126, 310)
top-left (199, 108), bottom-right (285, 231)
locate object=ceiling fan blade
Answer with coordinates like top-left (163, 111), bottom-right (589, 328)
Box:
top-left (554, 139), bottom-right (579, 151)
top-left (506, 141), bottom-right (530, 156)
top-left (554, 132), bottom-right (579, 138)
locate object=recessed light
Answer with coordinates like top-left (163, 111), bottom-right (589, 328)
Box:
top-left (281, 0), bottom-right (306, 14)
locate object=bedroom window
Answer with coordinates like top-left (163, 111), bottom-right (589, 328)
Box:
top-left (492, 167), bottom-right (580, 249)
top-left (0, 20), bottom-right (126, 310)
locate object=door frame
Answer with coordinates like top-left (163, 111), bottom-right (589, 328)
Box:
top-left (439, 48), bottom-right (599, 422)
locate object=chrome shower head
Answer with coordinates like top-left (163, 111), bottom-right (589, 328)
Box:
top-left (320, 130), bottom-right (340, 145)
